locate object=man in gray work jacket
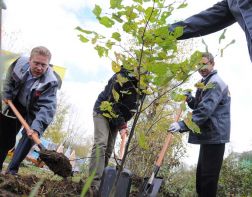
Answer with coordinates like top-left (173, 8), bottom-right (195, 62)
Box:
top-left (170, 0), bottom-right (252, 62)
top-left (169, 52), bottom-right (231, 197)
top-left (0, 46), bottom-right (58, 174)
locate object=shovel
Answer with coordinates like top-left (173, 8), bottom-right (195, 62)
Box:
top-left (138, 103), bottom-right (184, 197)
top-left (6, 100), bottom-right (72, 178)
top-left (99, 130), bottom-right (132, 197)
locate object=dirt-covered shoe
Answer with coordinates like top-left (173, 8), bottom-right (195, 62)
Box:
top-left (5, 170), bottom-right (18, 176)
top-left (88, 186), bottom-right (99, 197)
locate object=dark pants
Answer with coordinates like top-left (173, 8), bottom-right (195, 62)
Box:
top-left (196, 144), bottom-right (225, 197)
top-left (0, 112), bottom-right (21, 171)
top-left (7, 131), bottom-right (35, 173)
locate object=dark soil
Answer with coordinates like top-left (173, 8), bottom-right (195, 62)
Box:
top-left (0, 174), bottom-right (144, 197)
top-left (39, 150), bottom-right (72, 178)
top-left (0, 174), bottom-right (83, 197)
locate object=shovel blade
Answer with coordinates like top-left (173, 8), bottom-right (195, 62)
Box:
top-left (139, 177), bottom-right (163, 197)
top-left (99, 166), bottom-right (117, 197)
top-left (99, 167), bottom-right (132, 197)
top-left (115, 168), bottom-right (132, 197)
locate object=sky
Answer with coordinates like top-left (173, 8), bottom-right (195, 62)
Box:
top-left (2, 0), bottom-right (252, 165)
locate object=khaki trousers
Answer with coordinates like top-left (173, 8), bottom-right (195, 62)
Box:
top-left (88, 112), bottom-right (118, 189)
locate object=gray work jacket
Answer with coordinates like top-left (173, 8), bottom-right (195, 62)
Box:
top-left (3, 57), bottom-right (58, 135)
top-left (179, 70), bottom-right (231, 144)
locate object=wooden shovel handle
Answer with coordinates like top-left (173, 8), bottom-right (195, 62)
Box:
top-left (119, 131), bottom-right (127, 159)
top-left (155, 101), bottom-right (184, 166)
top-left (7, 100), bottom-right (42, 145)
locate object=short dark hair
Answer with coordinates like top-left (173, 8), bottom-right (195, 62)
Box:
top-left (201, 52), bottom-right (214, 65)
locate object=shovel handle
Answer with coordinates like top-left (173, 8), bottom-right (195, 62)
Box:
top-left (119, 131), bottom-right (127, 160)
top-left (7, 100), bottom-right (43, 147)
top-left (155, 101), bottom-right (184, 167)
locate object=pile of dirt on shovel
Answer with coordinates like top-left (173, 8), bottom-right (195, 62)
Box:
top-left (39, 149), bottom-right (72, 178)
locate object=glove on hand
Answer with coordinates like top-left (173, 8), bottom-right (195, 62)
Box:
top-left (168, 122), bottom-right (181, 132)
top-left (184, 91), bottom-right (193, 102)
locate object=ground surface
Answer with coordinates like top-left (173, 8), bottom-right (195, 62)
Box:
top-left (0, 173), bottom-right (142, 197)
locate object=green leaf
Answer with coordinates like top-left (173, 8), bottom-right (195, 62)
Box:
top-left (120, 90), bottom-right (131, 95)
top-left (75, 26), bottom-right (93, 34)
top-left (112, 32), bottom-right (121, 41)
top-left (177, 2), bottom-right (188, 9)
top-left (112, 88), bottom-right (120, 102)
top-left (112, 13), bottom-right (123, 23)
top-left (201, 39), bottom-right (209, 52)
top-left (219, 29), bottom-right (227, 44)
top-left (29, 179), bottom-right (44, 197)
top-left (110, 0), bottom-right (122, 9)
top-left (99, 16), bottom-right (115, 28)
top-left (93, 5), bottom-right (102, 17)
top-left (117, 74), bottom-right (128, 86)
top-left (194, 82), bottom-right (205, 89)
top-left (173, 26), bottom-right (184, 38)
top-left (78, 34), bottom-right (89, 43)
top-left (112, 61), bottom-right (121, 73)
top-left (100, 101), bottom-right (118, 118)
top-left (133, 0), bottom-right (143, 3)
top-left (106, 40), bottom-right (115, 49)
top-left (184, 112), bottom-right (200, 134)
top-left (145, 7), bottom-right (153, 20)
top-left (138, 131), bottom-right (149, 150)
top-left (102, 113), bottom-right (113, 119)
top-left (222, 39), bottom-right (236, 51)
top-left (95, 45), bottom-right (108, 57)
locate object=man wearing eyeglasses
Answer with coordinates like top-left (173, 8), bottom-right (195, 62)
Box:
top-left (168, 52), bottom-right (231, 197)
top-left (0, 46), bottom-right (58, 174)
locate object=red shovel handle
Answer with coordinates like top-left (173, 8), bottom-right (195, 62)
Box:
top-left (7, 100), bottom-right (42, 146)
top-left (119, 130), bottom-right (127, 159)
top-left (155, 101), bottom-right (184, 167)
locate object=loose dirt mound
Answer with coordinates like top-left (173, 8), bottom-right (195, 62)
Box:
top-left (0, 174), bottom-right (82, 196)
top-left (0, 174), bottom-right (143, 197)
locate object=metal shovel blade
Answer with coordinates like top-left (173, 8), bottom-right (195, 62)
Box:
top-left (99, 166), bottom-right (117, 197)
top-left (115, 168), bottom-right (132, 197)
top-left (139, 177), bottom-right (163, 197)
top-left (99, 167), bottom-right (132, 197)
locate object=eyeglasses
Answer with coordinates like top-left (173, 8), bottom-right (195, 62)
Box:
top-left (197, 62), bottom-right (209, 70)
top-left (32, 61), bottom-right (48, 69)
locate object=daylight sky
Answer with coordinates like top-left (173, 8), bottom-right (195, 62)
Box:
top-left (2, 0), bottom-right (252, 165)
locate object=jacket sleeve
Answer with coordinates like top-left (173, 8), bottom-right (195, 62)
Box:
top-left (170, 0), bottom-right (236, 39)
top-left (191, 82), bottom-right (223, 126)
top-left (30, 82), bottom-right (58, 135)
top-left (178, 82), bottom-right (223, 132)
top-left (3, 59), bottom-right (18, 100)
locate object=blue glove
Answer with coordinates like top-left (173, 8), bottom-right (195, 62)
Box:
top-left (168, 122), bottom-right (181, 132)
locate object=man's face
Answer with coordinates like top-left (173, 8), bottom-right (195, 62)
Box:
top-left (29, 54), bottom-right (50, 77)
top-left (198, 57), bottom-right (214, 78)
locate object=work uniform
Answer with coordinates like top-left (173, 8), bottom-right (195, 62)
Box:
top-left (0, 56), bottom-right (58, 173)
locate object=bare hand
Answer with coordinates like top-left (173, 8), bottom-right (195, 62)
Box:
top-left (3, 99), bottom-right (10, 105)
top-left (120, 128), bottom-right (128, 139)
top-left (27, 129), bottom-right (38, 139)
